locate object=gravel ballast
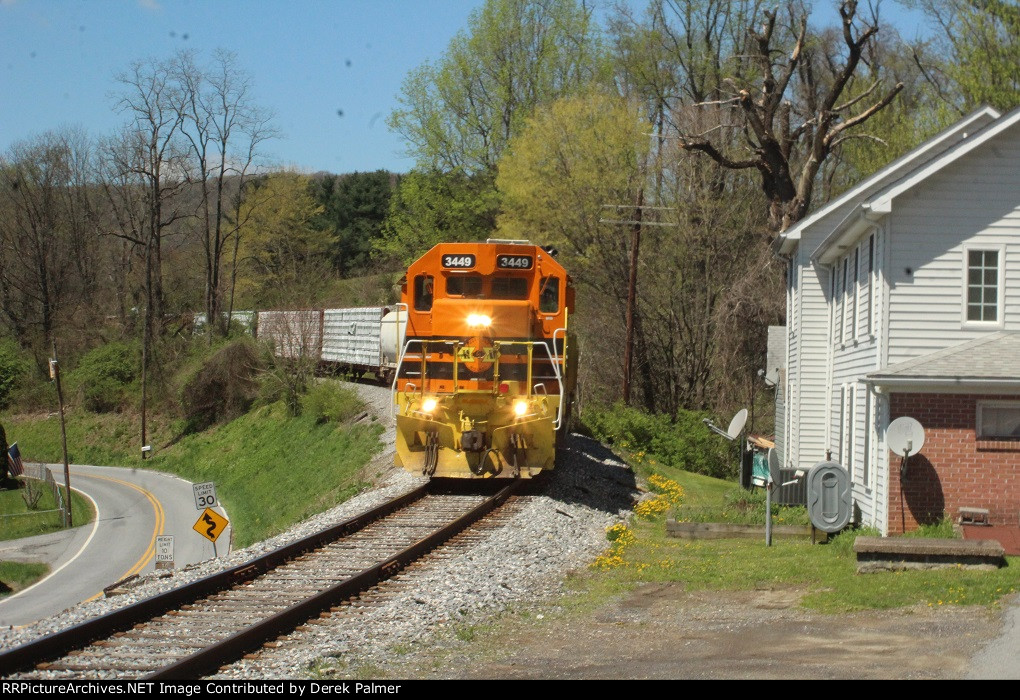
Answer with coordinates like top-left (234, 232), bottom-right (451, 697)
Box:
top-left (0, 382), bottom-right (638, 679)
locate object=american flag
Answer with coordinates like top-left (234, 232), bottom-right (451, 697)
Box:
top-left (8, 442), bottom-right (24, 477)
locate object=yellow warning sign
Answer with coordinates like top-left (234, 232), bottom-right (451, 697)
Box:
top-left (193, 508), bottom-right (228, 543)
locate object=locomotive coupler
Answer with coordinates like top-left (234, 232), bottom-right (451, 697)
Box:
top-left (461, 430), bottom-right (485, 452)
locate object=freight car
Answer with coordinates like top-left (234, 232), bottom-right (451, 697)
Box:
top-left (256, 306), bottom-right (407, 384)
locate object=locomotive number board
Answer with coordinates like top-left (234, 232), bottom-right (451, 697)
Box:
top-left (496, 255), bottom-right (533, 270)
top-left (442, 254), bottom-right (476, 268)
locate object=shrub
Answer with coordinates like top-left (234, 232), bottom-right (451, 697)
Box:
top-left (301, 382), bottom-right (365, 424)
top-left (69, 342), bottom-right (137, 412)
top-left (0, 340), bottom-right (30, 409)
top-left (180, 339), bottom-right (263, 432)
top-left (581, 402), bottom-right (733, 478)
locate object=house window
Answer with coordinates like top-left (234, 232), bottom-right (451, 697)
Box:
top-left (977, 401), bottom-right (1020, 439)
top-left (842, 257), bottom-right (850, 342)
top-left (866, 233), bottom-right (875, 335)
top-left (965, 248), bottom-right (1001, 323)
top-left (845, 385), bottom-right (855, 477)
top-left (851, 247), bottom-right (859, 340)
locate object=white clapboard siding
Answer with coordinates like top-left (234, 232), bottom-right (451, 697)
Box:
top-left (793, 200), bottom-right (862, 472)
top-left (322, 307), bottom-right (388, 368)
top-left (257, 310), bottom-right (323, 360)
top-left (885, 126), bottom-right (1020, 365)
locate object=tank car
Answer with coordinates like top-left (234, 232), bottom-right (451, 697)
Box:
top-left (391, 239), bottom-right (576, 478)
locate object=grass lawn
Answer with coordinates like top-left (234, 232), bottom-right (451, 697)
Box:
top-left (0, 561), bottom-right (49, 597)
top-left (0, 479), bottom-right (95, 542)
top-left (143, 402), bottom-right (382, 548)
top-left (2, 410), bottom-right (176, 469)
top-left (582, 454), bottom-right (1020, 613)
top-left (3, 393), bottom-right (383, 549)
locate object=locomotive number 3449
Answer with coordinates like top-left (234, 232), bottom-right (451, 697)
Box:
top-left (496, 255), bottom-right (533, 269)
top-left (442, 254), bottom-right (476, 268)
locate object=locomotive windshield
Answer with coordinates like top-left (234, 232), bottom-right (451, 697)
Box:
top-left (446, 274), bottom-right (483, 297)
top-left (491, 276), bottom-right (528, 300)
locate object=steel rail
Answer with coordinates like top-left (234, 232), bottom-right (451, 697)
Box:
top-left (146, 479), bottom-right (521, 680)
top-left (0, 483), bottom-right (430, 677)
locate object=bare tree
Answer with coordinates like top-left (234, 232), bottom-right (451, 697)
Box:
top-left (0, 129), bottom-right (101, 360)
top-left (111, 57), bottom-right (192, 335)
top-left (174, 49), bottom-right (276, 341)
top-left (667, 0), bottom-right (903, 232)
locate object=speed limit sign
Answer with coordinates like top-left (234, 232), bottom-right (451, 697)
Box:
top-left (193, 482), bottom-right (218, 510)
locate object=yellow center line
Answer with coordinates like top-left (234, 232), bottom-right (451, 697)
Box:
top-left (76, 472), bottom-right (165, 601)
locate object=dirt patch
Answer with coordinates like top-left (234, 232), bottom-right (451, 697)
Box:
top-left (371, 584), bottom-right (1004, 679)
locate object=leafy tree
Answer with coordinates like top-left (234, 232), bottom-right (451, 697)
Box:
top-left (497, 89), bottom-right (779, 415)
top-left (389, 0), bottom-right (609, 174)
top-left (376, 169), bottom-right (501, 266)
top-left (385, 0), bottom-right (610, 254)
top-left (910, 0), bottom-right (1020, 114)
top-left (234, 173), bottom-right (329, 306)
top-left (311, 170), bottom-right (397, 276)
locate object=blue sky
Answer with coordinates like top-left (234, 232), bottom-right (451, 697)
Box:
top-left (1, 0), bottom-right (932, 175)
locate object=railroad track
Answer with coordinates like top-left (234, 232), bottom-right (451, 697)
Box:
top-left (1, 480), bottom-right (522, 680)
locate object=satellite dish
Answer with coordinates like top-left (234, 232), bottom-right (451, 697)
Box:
top-left (887, 416), bottom-right (925, 457)
top-left (767, 447), bottom-right (781, 486)
top-left (702, 408), bottom-right (748, 441)
top-left (726, 409), bottom-right (748, 440)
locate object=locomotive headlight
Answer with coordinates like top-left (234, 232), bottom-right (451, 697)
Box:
top-left (466, 313), bottom-right (492, 329)
top-left (422, 397), bottom-right (438, 413)
top-left (513, 400), bottom-right (528, 417)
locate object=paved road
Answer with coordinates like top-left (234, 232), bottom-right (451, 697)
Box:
top-left (0, 464), bottom-right (231, 628)
top-left (967, 597), bottom-right (1020, 679)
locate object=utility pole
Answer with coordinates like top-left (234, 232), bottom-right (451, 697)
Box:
top-left (50, 342), bottom-right (72, 527)
top-left (622, 189), bottom-right (643, 405)
top-left (600, 201), bottom-right (677, 406)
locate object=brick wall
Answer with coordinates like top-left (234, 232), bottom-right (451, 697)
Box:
top-left (887, 393), bottom-right (1020, 533)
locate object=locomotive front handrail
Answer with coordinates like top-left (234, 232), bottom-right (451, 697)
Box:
top-left (390, 338), bottom-right (457, 418)
top-left (391, 337), bottom-right (565, 429)
top-left (490, 339), bottom-right (564, 429)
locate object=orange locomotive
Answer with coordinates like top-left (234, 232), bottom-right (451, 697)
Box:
top-left (392, 239), bottom-right (576, 478)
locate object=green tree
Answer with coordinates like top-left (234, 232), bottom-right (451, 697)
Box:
top-left (389, 0), bottom-right (608, 174)
top-left (384, 0), bottom-right (610, 256)
top-left (311, 170), bottom-right (397, 276)
top-left (911, 0), bottom-right (1020, 114)
top-left (235, 173), bottom-right (328, 306)
top-left (376, 170), bottom-right (500, 266)
top-left (498, 91), bottom-right (647, 265)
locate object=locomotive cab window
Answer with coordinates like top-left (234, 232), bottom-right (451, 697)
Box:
top-left (539, 276), bottom-right (560, 313)
top-left (491, 276), bottom-right (528, 300)
top-left (447, 274), bottom-right (483, 297)
top-left (414, 274), bottom-right (434, 311)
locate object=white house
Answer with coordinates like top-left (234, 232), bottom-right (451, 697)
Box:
top-left (775, 106), bottom-right (1020, 535)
